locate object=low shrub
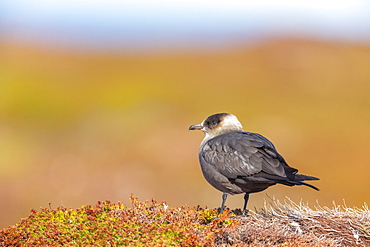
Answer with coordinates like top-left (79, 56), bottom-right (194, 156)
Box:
top-left (1, 196), bottom-right (369, 246)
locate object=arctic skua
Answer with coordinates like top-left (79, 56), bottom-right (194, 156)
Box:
top-left (189, 113), bottom-right (319, 214)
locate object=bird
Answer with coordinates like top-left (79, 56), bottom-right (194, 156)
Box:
top-left (189, 113), bottom-right (319, 215)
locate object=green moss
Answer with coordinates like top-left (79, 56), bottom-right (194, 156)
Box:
top-left (0, 197), bottom-right (239, 246)
top-left (2, 197), bottom-right (368, 246)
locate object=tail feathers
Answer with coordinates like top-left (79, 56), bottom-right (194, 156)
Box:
top-left (253, 172), bottom-right (320, 191)
top-left (294, 174), bottom-right (320, 191)
top-left (277, 180), bottom-right (320, 191)
top-left (297, 181), bottom-right (320, 191)
top-left (295, 174), bottom-right (320, 181)
top-left (278, 173), bottom-right (320, 191)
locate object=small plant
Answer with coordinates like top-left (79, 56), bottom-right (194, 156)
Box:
top-left (0, 196), bottom-right (369, 246)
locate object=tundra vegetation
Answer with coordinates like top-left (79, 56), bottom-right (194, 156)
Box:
top-left (1, 195), bottom-right (369, 246)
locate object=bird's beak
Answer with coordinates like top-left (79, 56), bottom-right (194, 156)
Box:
top-left (189, 124), bottom-right (203, 131)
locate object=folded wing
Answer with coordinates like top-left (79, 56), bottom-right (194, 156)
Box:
top-left (201, 132), bottom-right (318, 188)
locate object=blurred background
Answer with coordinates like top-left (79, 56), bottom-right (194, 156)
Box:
top-left (1, 0), bottom-right (370, 228)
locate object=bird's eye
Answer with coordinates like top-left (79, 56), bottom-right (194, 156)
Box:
top-left (212, 121), bottom-right (218, 125)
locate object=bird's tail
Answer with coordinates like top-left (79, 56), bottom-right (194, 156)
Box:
top-left (295, 174), bottom-right (319, 181)
top-left (294, 174), bottom-right (320, 191)
top-left (297, 181), bottom-right (319, 191)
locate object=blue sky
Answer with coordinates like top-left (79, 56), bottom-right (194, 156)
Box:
top-left (1, 0), bottom-right (370, 50)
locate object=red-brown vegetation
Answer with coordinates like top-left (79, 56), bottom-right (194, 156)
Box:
top-left (1, 196), bottom-right (369, 246)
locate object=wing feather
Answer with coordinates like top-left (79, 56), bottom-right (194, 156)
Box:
top-left (201, 132), bottom-right (288, 178)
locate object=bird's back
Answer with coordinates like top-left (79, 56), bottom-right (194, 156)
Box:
top-left (199, 131), bottom-right (319, 194)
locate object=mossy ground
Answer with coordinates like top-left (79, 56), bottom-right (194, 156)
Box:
top-left (1, 196), bottom-right (369, 246)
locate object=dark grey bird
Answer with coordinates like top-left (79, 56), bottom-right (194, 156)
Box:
top-left (189, 113), bottom-right (319, 215)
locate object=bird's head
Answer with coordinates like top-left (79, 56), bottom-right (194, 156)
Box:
top-left (189, 113), bottom-right (243, 139)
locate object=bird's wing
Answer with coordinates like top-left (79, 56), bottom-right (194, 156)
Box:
top-left (201, 132), bottom-right (297, 178)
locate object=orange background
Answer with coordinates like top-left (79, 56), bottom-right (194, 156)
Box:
top-left (1, 38), bottom-right (370, 228)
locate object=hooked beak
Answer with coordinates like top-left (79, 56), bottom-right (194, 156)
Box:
top-left (189, 124), bottom-right (203, 131)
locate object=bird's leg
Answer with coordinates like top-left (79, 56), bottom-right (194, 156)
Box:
top-left (242, 193), bottom-right (249, 215)
top-left (219, 193), bottom-right (228, 214)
